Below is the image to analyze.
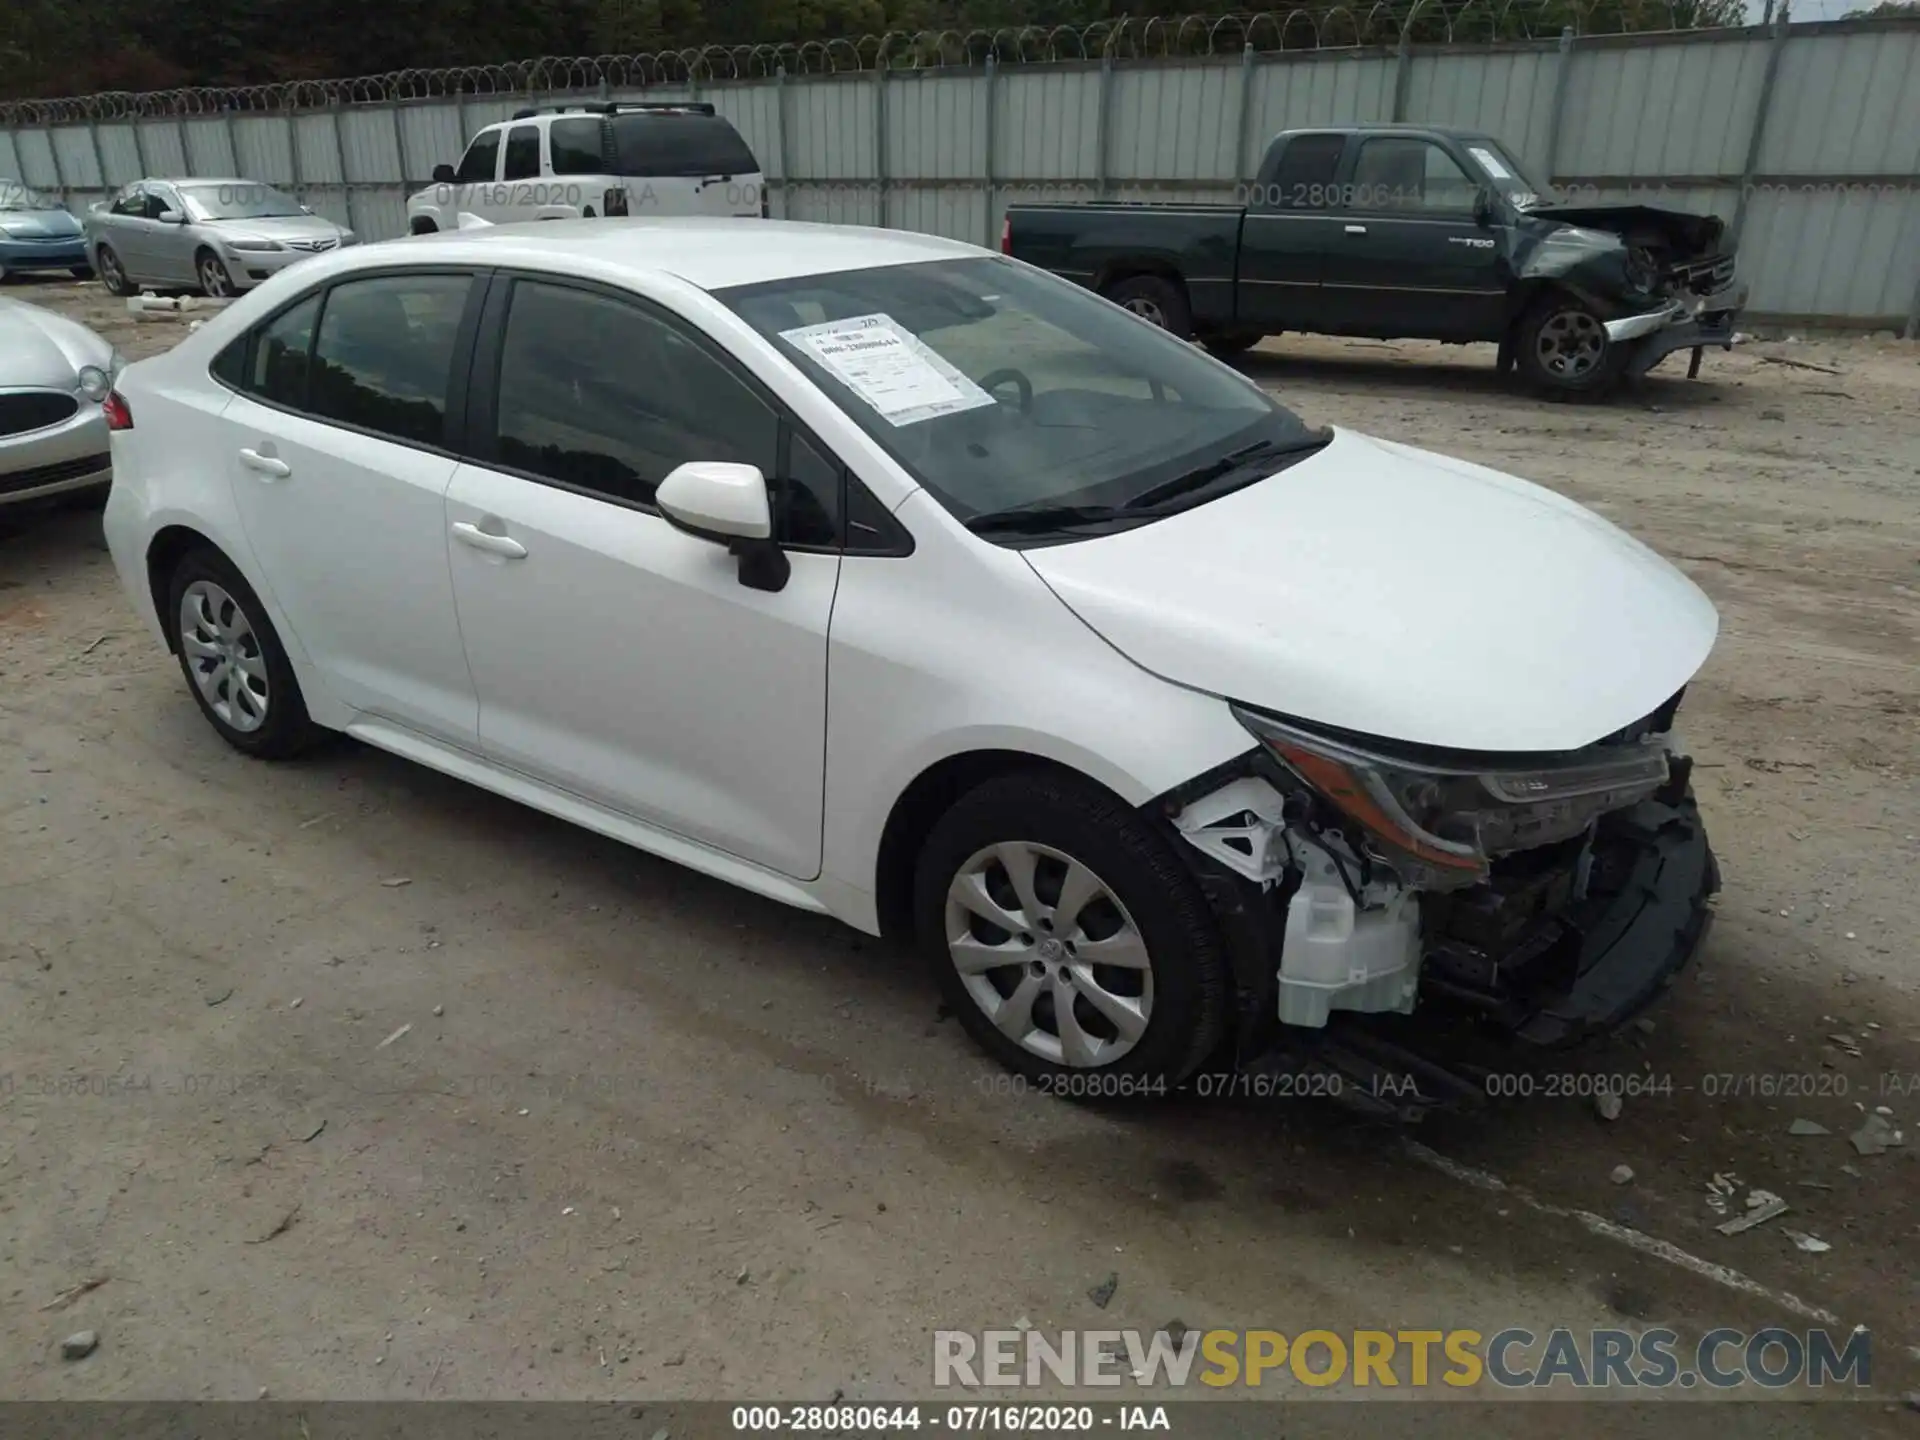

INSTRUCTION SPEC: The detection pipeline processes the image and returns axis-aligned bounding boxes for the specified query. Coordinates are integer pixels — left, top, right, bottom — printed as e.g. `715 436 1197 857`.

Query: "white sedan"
101 219 1720 1098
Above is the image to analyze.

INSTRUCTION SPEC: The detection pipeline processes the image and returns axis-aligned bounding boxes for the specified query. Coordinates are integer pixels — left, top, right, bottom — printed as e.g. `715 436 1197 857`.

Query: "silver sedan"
0 297 120 510
85 179 356 299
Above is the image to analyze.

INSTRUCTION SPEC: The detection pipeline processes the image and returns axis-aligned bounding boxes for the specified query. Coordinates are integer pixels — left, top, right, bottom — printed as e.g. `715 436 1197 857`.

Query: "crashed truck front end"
1155 691 1718 1107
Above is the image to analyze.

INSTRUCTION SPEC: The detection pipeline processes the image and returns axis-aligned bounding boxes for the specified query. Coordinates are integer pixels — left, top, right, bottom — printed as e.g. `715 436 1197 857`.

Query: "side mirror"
432 163 458 185
656 461 789 593
157 209 187 225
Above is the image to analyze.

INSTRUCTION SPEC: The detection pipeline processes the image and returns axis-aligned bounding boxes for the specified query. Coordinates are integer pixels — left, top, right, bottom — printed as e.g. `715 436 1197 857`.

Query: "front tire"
1104 274 1193 341
196 249 236 298
166 547 323 759
914 770 1228 1090
410 217 439 235
1515 294 1624 397
95 244 132 297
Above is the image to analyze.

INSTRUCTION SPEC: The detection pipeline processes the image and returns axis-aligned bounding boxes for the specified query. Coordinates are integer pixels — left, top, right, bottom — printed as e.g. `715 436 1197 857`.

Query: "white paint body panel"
1024 427 1720 753
100 219 1718 943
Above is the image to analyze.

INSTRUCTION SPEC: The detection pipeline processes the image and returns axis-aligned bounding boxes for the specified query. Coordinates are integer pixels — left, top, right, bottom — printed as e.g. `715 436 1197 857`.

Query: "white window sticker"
1468 146 1513 181
779 313 994 427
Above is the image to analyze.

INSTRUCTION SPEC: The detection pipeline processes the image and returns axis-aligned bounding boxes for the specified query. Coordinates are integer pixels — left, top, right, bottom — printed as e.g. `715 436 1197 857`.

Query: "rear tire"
1515 294 1624 398
409 217 438 235
913 770 1228 1092
165 546 325 760
95 244 132 297
1104 274 1192 341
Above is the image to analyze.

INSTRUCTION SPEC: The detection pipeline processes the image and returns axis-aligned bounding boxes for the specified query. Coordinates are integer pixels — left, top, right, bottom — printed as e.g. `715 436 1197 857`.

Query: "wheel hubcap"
1536 309 1606 379
179 580 269 732
1123 297 1168 328
944 841 1154 1068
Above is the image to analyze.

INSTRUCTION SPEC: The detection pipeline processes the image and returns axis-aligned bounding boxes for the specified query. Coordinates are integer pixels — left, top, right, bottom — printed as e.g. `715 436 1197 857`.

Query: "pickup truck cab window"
1254 132 1346 210
1349 137 1480 214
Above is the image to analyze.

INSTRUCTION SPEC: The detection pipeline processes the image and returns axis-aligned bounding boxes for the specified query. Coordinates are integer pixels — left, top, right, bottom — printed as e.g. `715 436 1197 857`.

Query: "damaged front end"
1156 694 1719 1114
1514 204 1745 380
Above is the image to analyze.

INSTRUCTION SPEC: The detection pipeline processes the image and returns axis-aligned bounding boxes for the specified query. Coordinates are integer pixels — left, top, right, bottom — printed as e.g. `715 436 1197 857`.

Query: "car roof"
379 218 985 292
1274 124 1498 140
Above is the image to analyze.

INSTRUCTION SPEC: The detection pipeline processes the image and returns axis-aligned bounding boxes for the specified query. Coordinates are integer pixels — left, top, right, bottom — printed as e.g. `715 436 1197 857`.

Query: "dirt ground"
1 274 1916 1428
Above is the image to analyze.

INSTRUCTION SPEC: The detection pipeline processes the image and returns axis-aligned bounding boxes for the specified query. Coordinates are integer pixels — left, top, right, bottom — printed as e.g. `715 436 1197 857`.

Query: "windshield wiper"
964 502 1127 536
1122 430 1330 513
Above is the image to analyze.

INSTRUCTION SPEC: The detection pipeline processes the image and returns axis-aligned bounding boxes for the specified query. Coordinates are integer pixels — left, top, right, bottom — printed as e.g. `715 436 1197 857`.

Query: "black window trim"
466 268 906 557
207 264 493 463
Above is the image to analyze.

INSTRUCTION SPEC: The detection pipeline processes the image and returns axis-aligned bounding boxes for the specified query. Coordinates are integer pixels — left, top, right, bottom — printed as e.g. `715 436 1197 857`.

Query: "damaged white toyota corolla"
101 220 1718 1107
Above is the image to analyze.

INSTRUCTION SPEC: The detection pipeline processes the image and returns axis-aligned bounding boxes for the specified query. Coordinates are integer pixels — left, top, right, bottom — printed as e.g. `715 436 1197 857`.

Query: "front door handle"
452 521 527 559
1343 224 1367 236
238 447 291 478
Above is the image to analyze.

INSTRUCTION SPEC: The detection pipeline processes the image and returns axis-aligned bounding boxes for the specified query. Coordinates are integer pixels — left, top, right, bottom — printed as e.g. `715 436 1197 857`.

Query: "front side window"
181 182 304 221
491 280 777 511
548 118 605 176
245 293 322 407
109 186 145 217
503 125 541 182
456 130 500 184
1464 138 1548 209
717 257 1316 532
1351 138 1481 213
308 274 472 448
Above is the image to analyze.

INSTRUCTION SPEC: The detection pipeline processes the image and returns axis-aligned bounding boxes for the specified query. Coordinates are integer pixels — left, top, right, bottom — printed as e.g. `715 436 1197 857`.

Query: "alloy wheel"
199 255 233 298
1122 296 1168 328
1535 308 1607 381
943 841 1154 1068
178 580 269 732
98 248 124 292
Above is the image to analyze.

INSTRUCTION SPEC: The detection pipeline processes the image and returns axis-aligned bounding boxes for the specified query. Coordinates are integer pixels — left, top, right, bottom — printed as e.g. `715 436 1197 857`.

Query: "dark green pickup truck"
1002 124 1745 396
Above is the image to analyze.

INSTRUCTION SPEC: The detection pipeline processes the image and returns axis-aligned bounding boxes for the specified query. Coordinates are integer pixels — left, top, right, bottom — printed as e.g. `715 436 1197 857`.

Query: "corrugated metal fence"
3 10 1918 331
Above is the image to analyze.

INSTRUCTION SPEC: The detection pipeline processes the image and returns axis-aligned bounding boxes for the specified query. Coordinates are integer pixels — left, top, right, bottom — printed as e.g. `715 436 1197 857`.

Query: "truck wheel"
1105 275 1192 340
410 217 438 235
1203 332 1261 359
1516 296 1624 398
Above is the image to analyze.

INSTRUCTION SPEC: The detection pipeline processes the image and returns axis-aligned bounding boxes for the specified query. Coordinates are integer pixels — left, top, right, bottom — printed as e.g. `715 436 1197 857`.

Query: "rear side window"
609 113 759 178
1261 133 1346 209
308 275 473 448
455 130 500 184
503 125 541 182
245 294 321 408
548 118 606 176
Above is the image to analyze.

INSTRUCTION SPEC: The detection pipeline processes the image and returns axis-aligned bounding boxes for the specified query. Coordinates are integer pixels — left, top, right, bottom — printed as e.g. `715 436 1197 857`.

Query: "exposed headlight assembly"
226 237 285 252
76 363 111 401
1232 705 1677 891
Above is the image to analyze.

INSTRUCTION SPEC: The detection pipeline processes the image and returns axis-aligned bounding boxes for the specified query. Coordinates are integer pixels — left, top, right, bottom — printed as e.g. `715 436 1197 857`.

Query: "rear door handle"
238 447 291 478
452 521 527 559
1343 224 1367 236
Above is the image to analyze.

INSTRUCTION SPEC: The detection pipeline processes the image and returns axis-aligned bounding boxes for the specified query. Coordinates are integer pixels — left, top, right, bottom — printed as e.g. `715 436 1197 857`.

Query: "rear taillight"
761 186 770 219
1000 215 1011 254
103 390 132 431
604 186 628 217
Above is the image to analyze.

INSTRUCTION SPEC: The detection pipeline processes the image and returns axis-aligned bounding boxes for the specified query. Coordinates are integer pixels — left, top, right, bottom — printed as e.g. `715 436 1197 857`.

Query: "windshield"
0 182 59 212
1462 139 1551 208
180 183 306 221
716 257 1316 532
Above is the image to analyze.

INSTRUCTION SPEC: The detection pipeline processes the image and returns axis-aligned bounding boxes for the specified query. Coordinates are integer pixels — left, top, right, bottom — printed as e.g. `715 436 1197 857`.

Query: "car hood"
1021 427 1719 754
1522 203 1726 259
0 206 82 238
203 215 346 243
0 296 111 386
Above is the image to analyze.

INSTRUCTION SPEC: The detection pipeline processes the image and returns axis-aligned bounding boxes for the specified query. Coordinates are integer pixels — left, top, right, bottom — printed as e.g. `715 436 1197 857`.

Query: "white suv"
407 102 764 232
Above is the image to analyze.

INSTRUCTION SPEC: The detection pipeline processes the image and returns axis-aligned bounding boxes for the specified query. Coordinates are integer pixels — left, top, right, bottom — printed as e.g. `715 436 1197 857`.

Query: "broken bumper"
1611 282 1746 378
